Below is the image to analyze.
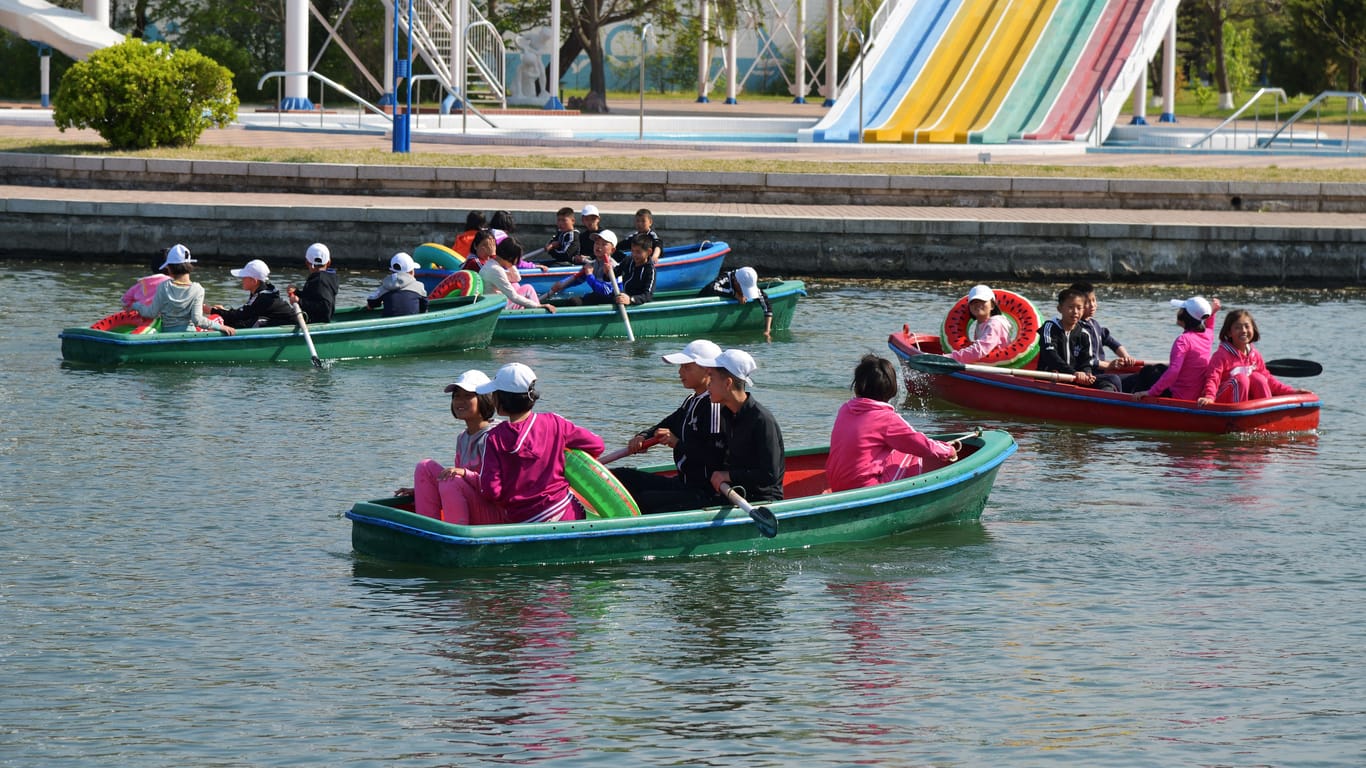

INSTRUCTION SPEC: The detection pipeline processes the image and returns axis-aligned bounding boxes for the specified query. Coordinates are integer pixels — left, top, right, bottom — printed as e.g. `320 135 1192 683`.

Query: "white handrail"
1186 87 1286 149
1258 90 1366 149
257 70 391 127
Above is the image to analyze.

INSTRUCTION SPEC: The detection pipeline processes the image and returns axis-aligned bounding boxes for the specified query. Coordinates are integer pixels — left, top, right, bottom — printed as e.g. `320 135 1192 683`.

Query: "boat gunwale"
58 294 504 347
415 240 731 283
495 279 806 321
346 431 1017 548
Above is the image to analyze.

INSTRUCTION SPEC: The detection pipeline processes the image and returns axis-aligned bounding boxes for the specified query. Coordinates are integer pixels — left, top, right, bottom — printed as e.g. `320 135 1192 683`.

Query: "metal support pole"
639 23 652 140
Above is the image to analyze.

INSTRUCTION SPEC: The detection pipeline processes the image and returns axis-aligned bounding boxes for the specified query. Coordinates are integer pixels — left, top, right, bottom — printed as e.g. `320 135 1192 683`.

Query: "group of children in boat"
124 243 339 334
948 282 1305 405
398 342 965 526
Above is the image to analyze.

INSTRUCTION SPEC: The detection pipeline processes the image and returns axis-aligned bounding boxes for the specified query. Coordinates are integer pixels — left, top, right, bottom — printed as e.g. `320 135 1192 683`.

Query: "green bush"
53 38 239 149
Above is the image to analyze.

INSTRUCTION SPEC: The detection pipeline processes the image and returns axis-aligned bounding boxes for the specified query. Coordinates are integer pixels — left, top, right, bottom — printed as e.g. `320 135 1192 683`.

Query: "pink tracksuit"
1201 342 1296 403
479 412 604 523
826 398 957 492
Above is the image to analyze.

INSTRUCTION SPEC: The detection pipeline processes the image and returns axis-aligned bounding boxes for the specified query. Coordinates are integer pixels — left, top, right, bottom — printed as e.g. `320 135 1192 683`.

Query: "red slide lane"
1023 0 1155 141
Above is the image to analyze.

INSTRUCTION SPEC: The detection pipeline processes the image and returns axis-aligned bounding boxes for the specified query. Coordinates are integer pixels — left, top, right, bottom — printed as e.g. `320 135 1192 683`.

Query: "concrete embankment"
2 151 1364 285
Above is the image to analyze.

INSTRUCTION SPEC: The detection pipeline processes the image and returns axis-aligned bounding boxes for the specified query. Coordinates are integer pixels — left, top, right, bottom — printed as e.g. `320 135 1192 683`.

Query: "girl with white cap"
948 284 1012 364
1132 295 1221 400
475 363 605 524
131 244 234 335
397 369 504 525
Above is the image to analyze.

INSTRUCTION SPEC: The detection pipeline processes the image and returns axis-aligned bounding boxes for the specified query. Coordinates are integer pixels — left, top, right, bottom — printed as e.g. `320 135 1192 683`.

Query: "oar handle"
598 436 662 465
289 300 322 367
720 482 778 538
604 260 636 342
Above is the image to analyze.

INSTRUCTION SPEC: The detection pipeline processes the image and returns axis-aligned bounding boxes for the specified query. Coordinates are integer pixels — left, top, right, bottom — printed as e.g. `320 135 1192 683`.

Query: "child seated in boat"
288 243 338 324
696 348 786 503
475 363 606 523
948 284 1012 364
1038 287 1117 390
615 208 664 265
699 266 773 338
396 370 503 525
826 354 959 492
545 230 651 306
479 236 556 313
211 259 298 329
543 206 582 265
366 252 429 317
452 210 486 257
1071 282 1135 375
1131 295 1220 400
132 244 234 335
121 252 171 310
1197 309 1303 405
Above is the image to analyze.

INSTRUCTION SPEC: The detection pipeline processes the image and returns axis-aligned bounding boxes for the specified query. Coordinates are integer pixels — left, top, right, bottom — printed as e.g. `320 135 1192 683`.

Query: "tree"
53 38 238 148
1289 0 1366 101
1182 0 1281 108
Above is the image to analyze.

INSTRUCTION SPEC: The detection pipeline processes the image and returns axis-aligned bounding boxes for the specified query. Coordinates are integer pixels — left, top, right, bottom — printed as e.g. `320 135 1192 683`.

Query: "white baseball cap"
305 243 331 266
477 362 537 394
662 339 722 365
592 229 618 248
389 252 418 273
696 348 757 386
967 284 995 304
159 243 194 269
1170 296 1212 319
444 369 491 394
231 259 270 281
581 204 600 218
733 267 761 301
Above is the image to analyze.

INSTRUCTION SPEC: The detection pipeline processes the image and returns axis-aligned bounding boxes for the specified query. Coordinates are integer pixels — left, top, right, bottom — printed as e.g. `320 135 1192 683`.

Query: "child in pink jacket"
826 355 960 493
476 363 605 523
1132 296 1219 400
1198 309 1300 405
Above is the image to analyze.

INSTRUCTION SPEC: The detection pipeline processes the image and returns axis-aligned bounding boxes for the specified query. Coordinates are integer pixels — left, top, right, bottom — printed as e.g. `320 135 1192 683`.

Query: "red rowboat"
889 328 1320 435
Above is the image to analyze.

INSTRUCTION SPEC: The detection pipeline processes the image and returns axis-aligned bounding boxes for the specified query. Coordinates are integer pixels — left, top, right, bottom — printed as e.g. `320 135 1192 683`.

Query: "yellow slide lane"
866 0 1061 144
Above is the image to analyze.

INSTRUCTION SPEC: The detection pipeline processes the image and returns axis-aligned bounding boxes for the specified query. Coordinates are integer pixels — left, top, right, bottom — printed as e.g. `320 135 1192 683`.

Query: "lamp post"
391 0 413 152
639 23 653 141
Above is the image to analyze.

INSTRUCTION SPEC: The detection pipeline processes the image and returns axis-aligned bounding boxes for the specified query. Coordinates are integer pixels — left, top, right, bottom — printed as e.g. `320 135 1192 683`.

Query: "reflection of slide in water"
0 0 123 60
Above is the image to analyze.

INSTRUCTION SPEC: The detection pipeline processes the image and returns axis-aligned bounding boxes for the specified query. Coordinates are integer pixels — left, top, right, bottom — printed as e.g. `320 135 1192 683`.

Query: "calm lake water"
2 261 1362 767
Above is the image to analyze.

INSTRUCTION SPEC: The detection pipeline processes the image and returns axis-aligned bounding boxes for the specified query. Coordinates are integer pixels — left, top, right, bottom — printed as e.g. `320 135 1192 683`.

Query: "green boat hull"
59 295 505 365
347 430 1016 567
491 279 806 341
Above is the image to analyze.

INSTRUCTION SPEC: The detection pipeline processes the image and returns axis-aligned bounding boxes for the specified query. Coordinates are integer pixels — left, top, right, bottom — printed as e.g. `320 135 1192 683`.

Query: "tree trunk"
1213 20 1233 109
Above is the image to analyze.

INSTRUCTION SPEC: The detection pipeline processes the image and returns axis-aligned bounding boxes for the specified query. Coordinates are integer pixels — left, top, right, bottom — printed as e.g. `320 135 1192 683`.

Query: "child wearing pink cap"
476 363 605 523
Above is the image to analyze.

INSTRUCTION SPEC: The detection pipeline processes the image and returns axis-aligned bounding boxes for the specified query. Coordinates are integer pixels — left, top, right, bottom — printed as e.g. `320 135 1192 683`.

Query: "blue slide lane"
808 0 964 143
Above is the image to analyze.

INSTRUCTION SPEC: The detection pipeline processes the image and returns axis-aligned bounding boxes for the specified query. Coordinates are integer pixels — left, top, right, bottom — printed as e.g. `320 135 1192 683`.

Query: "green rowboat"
346 430 1016 568
491 279 806 341
59 294 505 365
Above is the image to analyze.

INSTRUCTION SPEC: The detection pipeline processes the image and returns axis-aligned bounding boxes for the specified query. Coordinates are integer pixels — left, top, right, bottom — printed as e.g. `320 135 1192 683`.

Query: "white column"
547 0 564 108
82 0 109 26
381 1 395 105
724 25 738 104
822 0 838 106
696 0 710 102
1130 65 1147 125
791 0 807 103
40 48 51 107
283 0 312 109
1160 18 1176 122
451 0 465 111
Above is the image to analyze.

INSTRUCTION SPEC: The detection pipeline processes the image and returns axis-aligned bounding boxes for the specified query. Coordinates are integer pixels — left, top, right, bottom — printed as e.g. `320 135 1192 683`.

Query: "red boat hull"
889 330 1320 435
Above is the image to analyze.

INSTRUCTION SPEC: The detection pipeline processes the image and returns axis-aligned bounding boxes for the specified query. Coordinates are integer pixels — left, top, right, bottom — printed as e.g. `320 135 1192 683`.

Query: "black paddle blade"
1266 359 1322 378
904 354 963 375
749 506 778 538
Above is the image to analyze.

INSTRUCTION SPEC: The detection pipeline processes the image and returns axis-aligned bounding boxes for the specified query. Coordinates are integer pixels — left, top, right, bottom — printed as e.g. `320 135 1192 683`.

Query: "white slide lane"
0 0 122 60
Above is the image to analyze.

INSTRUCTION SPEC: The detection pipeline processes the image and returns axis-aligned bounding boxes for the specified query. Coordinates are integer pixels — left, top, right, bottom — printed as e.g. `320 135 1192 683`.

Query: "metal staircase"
388 0 506 108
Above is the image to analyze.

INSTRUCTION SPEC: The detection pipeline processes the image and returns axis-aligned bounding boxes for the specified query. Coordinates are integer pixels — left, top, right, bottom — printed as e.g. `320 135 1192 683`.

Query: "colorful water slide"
800 0 964 143
867 0 1066 143
1024 0 1179 142
969 0 1107 144
0 0 123 60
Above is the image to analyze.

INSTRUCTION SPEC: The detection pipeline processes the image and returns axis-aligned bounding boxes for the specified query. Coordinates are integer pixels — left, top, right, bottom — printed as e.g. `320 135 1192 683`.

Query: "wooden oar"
903 354 1076 383
1266 358 1321 378
720 482 778 538
598 436 662 465
289 301 322 368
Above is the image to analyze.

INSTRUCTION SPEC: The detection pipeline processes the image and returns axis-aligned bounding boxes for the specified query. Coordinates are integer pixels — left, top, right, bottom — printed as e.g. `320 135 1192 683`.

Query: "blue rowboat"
417 240 729 298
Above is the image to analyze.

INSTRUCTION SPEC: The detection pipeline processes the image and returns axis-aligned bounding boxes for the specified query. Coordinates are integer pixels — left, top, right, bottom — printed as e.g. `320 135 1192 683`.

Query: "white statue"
505 27 555 106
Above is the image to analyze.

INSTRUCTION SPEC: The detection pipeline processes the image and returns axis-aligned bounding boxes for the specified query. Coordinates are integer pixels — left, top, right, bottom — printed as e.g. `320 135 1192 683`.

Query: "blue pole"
391 0 411 153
